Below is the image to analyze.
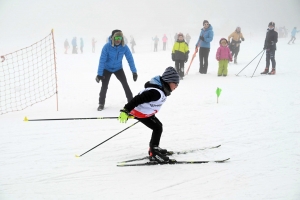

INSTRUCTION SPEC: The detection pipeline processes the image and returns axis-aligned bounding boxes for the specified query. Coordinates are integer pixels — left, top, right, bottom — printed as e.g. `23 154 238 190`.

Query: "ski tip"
75 155 80 158
24 116 29 122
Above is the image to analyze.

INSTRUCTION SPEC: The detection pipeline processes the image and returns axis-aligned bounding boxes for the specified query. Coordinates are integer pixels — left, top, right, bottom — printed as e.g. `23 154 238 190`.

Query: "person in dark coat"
261 22 278 75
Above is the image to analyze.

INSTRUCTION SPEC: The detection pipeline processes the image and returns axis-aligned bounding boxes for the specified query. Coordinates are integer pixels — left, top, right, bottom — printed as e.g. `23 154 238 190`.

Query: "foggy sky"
0 0 299 54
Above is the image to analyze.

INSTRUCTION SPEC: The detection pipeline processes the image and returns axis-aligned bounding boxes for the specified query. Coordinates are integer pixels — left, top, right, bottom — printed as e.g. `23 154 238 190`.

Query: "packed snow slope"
0 35 300 200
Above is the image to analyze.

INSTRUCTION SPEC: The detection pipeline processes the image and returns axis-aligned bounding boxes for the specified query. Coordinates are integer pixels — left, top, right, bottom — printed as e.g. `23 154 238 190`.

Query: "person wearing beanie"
195 20 214 74
96 29 138 111
228 26 245 64
216 38 232 76
288 27 300 44
261 22 278 75
118 66 180 163
171 32 189 79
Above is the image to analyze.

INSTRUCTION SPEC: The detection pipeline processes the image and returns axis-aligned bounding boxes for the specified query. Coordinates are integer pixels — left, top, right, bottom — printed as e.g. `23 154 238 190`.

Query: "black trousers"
231 46 240 58
266 49 276 69
175 60 185 77
137 115 163 147
199 47 210 74
99 69 133 105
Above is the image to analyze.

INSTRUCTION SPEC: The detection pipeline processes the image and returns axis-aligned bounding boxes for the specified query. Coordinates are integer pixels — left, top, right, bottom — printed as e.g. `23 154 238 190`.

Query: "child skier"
171 33 189 79
216 38 232 76
118 67 180 163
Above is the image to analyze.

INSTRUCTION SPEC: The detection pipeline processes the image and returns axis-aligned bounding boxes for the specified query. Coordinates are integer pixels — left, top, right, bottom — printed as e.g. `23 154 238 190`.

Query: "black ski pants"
231 46 240 58
137 115 163 147
199 47 210 74
175 60 185 78
99 68 133 105
266 49 276 69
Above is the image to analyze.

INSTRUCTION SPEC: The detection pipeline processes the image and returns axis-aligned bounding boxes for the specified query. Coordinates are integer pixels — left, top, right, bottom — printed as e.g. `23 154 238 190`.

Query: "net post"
51 29 59 111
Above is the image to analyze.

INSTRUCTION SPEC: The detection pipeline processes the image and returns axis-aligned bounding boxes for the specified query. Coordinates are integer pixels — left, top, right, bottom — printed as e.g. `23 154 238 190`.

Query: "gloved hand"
133 73 138 81
241 38 245 41
118 108 129 123
95 75 105 83
200 36 204 41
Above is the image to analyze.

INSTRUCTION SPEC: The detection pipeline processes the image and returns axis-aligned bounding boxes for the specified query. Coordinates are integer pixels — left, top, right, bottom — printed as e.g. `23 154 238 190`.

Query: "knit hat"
161 67 180 84
111 29 124 46
268 22 275 27
203 20 209 26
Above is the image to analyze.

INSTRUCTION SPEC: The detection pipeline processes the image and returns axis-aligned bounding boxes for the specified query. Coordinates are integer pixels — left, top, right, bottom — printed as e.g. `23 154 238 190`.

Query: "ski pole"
236 50 265 76
23 116 134 122
185 49 197 75
251 50 265 78
75 121 139 157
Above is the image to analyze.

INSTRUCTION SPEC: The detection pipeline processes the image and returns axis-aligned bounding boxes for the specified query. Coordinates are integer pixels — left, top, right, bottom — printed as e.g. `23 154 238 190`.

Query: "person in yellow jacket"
171 33 189 79
228 27 245 64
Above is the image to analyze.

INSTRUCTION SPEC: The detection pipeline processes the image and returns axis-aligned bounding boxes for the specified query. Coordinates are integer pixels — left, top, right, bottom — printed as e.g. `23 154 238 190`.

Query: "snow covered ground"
1 34 300 200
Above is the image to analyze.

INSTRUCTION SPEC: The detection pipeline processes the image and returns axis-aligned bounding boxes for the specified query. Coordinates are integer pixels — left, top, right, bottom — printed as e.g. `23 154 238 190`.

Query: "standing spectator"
288 27 300 44
64 39 70 54
216 38 232 77
152 35 159 52
185 33 191 45
92 38 97 53
174 33 178 43
162 34 168 51
80 38 84 54
228 26 245 64
96 30 138 111
195 20 214 74
117 67 180 163
72 37 77 54
171 33 189 79
261 22 278 75
130 35 136 53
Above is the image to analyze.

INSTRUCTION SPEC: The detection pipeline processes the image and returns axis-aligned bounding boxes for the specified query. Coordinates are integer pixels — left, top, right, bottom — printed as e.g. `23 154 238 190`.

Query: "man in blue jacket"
195 20 214 74
96 29 138 111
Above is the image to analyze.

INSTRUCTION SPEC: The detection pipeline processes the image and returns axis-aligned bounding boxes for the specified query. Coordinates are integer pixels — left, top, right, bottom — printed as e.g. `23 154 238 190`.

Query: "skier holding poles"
118 66 180 163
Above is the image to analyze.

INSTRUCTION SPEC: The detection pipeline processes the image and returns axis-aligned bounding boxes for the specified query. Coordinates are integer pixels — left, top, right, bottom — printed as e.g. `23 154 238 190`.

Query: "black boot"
97 104 104 111
149 146 169 163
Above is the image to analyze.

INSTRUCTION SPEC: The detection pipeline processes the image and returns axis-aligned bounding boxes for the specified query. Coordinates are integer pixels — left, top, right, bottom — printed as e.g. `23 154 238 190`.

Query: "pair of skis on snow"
117 145 230 167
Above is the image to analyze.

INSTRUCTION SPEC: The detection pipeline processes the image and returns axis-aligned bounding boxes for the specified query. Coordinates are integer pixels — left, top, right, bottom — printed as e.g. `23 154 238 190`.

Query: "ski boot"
97 104 104 111
149 146 170 163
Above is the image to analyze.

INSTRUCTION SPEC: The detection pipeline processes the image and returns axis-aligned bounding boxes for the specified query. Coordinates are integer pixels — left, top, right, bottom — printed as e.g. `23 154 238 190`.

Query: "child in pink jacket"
216 38 232 76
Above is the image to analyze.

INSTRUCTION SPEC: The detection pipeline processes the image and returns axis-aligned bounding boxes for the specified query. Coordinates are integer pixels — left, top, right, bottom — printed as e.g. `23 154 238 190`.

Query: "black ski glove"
200 36 204 41
133 73 138 82
241 38 245 41
95 75 105 83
